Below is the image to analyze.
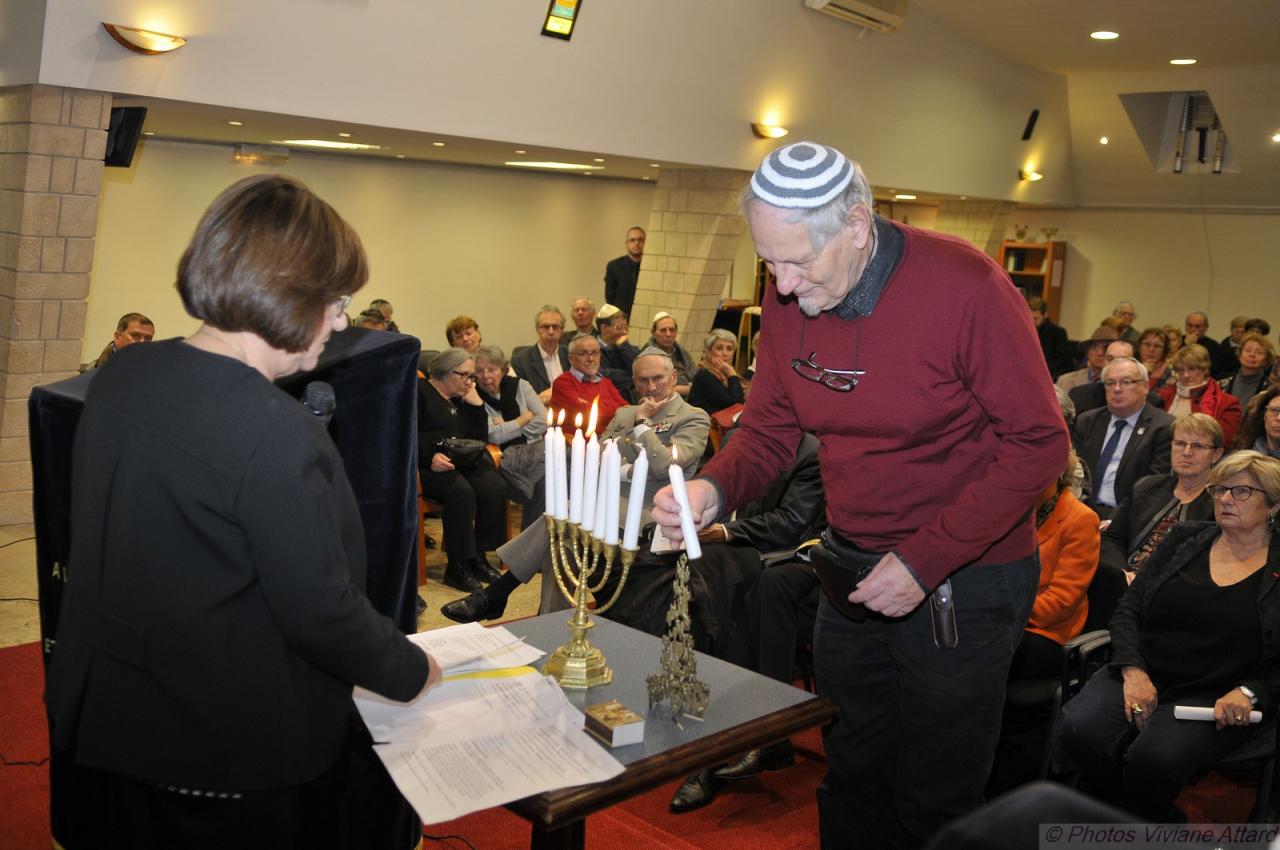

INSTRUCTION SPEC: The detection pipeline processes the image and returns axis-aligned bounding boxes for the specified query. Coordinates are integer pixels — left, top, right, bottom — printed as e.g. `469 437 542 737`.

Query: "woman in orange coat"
1160 344 1242 447
1013 447 1100 680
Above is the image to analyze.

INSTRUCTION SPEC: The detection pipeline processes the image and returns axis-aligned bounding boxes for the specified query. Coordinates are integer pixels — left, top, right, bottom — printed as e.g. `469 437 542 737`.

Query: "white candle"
580 401 600 531
622 444 648 550
543 408 556 516
569 413 585 525
554 411 569 519
605 440 621 546
591 441 611 539
667 445 702 560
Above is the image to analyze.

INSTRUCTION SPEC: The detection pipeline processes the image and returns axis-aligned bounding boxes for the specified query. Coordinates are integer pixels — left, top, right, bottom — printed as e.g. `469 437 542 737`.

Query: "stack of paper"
353 622 625 825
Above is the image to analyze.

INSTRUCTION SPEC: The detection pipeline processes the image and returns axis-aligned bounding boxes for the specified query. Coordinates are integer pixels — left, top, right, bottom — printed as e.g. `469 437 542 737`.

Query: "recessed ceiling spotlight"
1272 133 1280 143
642 176 651 181
142 130 155 136
395 154 406 159
893 194 916 201
338 132 352 138
1169 58 1197 65
432 141 446 147
227 120 243 126
593 158 605 163
515 149 527 154
1090 31 1119 40
649 163 660 168
1099 136 1109 145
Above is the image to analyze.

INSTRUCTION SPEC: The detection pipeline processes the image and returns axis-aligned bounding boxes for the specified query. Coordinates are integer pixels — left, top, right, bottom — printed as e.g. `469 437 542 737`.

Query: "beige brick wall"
0 85 109 524
631 168 750 349
932 199 1017 257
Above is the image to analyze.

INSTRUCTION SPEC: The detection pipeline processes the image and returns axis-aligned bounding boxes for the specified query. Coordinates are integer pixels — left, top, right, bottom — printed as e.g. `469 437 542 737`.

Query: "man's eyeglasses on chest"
791 352 866 392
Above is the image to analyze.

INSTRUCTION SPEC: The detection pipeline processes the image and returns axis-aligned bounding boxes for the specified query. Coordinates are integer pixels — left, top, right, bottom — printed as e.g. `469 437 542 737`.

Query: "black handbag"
442 437 487 470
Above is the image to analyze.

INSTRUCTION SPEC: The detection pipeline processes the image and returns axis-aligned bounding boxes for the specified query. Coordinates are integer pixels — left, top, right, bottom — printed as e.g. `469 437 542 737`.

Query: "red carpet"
0 642 50 850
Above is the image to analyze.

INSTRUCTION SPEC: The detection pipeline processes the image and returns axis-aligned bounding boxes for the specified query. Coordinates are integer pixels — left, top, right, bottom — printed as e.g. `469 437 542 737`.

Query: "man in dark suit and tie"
511 304 571 403
1071 356 1174 518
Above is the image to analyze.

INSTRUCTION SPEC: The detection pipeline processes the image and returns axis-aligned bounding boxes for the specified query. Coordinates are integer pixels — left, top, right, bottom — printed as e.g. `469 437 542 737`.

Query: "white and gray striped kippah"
750 141 853 209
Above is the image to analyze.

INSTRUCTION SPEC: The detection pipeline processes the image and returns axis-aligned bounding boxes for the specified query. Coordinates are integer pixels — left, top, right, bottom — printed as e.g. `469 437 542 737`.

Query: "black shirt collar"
834 215 903 320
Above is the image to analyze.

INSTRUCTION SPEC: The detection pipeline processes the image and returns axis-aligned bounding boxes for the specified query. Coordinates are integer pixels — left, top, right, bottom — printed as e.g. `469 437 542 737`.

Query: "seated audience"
1226 315 1250 359
1236 385 1280 458
1182 311 1234 379
665 434 825 813
1056 326 1118 392
444 314 482 353
369 298 399 332
511 305 570 403
1160 344 1241 447
550 334 627 434
1162 324 1183 360
1067 340 1162 416
689 328 746 415
1060 451 1280 821
1136 326 1174 391
1102 413 1222 583
1112 301 1140 343
418 348 508 593
1220 332 1275 410
1072 357 1174 518
646 311 695 396
356 307 387 330
1053 386 1085 499
597 303 639 401
90 312 154 369
474 344 547 528
1029 296 1075 379
1245 317 1272 338
440 349 709 623
569 297 597 339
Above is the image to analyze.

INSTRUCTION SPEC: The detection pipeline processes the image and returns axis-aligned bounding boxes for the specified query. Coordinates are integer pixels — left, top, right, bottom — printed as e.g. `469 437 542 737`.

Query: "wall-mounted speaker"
104 106 148 168
1021 109 1040 141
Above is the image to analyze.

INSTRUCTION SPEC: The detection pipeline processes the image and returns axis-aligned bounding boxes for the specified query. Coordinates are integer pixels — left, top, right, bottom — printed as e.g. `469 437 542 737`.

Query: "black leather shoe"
669 768 722 814
442 562 485 594
440 591 508 624
474 555 503 583
712 741 796 781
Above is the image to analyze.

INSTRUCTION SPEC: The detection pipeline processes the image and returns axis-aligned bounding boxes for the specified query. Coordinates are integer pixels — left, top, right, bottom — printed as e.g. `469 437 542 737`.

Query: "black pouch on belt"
809 530 881 622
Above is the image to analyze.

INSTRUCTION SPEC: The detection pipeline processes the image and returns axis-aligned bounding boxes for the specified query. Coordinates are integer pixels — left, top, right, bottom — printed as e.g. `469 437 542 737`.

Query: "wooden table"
500 612 837 850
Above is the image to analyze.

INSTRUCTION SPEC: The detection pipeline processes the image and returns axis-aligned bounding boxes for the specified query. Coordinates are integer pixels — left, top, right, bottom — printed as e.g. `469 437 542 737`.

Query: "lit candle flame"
587 398 599 436
546 407 554 426
557 409 566 426
671 445 678 462
574 412 583 430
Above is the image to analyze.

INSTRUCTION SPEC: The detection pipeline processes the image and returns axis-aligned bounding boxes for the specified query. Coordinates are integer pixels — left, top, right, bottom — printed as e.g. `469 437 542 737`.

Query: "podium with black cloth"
28 328 425 850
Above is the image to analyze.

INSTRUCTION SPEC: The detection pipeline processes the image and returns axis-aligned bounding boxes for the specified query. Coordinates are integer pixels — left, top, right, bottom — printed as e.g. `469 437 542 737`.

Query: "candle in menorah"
542 400 641 689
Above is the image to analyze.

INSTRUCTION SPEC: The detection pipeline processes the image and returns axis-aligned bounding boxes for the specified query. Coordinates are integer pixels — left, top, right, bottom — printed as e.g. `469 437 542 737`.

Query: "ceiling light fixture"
1099 136 1109 145
649 163 660 168
395 154 406 159
593 157 605 163
515 149 528 154
893 193 916 201
102 23 187 54
1018 169 1044 182
504 161 604 171
338 132 352 138
751 123 789 139
1272 133 1280 143
1169 58 1197 65
1089 30 1119 40
273 139 383 151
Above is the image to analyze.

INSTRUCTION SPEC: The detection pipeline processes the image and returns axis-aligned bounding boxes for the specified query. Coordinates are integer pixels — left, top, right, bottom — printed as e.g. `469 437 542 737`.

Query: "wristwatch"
1239 685 1258 706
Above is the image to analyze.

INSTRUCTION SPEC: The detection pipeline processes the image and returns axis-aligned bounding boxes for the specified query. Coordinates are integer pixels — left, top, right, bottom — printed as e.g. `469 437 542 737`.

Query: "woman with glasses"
1061 450 1280 820
420 347 509 592
1136 326 1174 391
1100 413 1223 584
1236 385 1280 459
46 175 438 849
1159 343 1241 446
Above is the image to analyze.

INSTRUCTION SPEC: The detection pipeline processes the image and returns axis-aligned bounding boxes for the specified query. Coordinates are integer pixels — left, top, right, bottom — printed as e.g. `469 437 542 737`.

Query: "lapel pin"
1136 427 1146 436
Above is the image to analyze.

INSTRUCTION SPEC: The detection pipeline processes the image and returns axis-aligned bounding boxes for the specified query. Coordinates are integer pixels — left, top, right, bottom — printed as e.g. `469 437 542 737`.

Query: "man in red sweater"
652 141 1067 849
550 334 627 435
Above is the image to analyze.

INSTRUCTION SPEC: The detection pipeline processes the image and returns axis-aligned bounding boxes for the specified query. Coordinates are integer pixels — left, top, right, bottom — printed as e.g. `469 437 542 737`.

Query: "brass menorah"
542 515 637 688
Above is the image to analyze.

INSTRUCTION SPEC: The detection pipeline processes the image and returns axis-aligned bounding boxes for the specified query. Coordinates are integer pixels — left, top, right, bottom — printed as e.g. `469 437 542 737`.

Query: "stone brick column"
632 168 750 349
932 199 1017 256
0 85 109 524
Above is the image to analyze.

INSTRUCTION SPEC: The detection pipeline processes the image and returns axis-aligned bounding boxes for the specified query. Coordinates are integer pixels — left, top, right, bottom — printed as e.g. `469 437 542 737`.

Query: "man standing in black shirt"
604 226 645 317
1029 296 1074 379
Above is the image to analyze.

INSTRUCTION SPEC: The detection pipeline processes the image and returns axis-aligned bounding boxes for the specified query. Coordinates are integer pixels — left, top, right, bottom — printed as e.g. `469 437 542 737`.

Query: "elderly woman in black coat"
1061 450 1280 820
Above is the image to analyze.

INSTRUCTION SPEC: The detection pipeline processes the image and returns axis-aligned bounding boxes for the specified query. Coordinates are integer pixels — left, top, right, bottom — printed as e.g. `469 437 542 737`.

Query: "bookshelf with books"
997 240 1067 323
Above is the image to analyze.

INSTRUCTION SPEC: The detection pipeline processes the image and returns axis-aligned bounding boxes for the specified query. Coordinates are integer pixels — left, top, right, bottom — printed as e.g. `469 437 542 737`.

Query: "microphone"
301 381 336 427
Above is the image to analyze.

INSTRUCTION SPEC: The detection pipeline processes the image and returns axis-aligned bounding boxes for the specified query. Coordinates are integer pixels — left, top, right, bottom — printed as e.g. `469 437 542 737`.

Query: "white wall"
0 0 47 86
1002 208 1280 340
38 0 1074 205
88 140 653 360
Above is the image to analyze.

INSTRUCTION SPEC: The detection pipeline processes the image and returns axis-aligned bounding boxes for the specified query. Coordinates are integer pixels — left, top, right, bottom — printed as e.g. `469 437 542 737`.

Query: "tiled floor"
0 516 542 650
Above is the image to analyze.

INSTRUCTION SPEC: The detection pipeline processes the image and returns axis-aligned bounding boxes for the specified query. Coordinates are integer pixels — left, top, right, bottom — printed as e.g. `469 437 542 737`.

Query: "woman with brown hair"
1160 343 1242 446
1136 326 1173 391
1220 332 1276 410
46 175 438 849
1236 384 1280 458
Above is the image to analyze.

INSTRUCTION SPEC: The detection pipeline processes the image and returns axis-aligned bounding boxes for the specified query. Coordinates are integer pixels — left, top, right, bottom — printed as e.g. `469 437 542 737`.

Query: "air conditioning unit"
804 0 907 33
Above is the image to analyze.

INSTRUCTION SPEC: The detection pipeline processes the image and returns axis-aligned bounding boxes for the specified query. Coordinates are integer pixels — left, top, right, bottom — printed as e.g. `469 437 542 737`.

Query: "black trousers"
422 463 507 560
1059 668 1259 819
814 555 1038 850
729 560 821 684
